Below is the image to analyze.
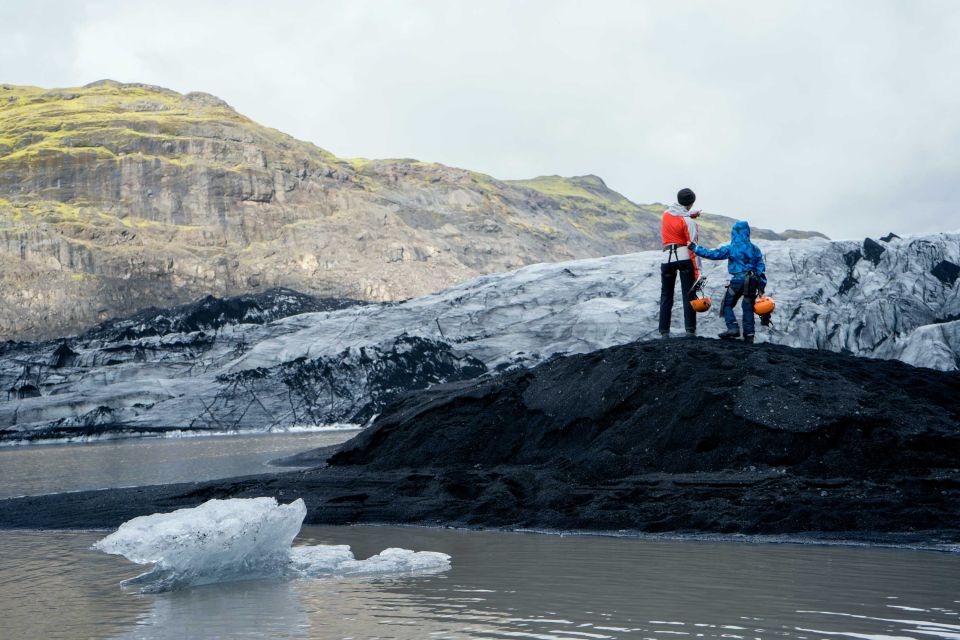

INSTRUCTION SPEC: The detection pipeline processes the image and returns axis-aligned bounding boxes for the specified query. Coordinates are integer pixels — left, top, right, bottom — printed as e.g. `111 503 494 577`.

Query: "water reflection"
0 530 148 639
0 430 357 499
114 580 310 640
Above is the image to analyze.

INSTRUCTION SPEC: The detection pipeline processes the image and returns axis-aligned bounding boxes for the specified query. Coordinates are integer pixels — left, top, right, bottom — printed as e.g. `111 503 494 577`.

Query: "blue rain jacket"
692 221 766 277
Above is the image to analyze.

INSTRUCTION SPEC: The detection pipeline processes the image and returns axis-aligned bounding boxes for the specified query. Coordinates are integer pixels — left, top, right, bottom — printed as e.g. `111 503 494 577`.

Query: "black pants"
658 259 697 334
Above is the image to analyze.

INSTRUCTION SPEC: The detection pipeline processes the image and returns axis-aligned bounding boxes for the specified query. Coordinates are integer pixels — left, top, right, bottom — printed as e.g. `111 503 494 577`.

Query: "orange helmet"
690 297 712 313
754 296 776 315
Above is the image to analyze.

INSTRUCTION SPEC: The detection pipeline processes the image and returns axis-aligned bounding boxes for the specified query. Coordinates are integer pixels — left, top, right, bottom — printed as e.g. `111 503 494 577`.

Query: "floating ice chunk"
94 497 304 592
285 543 356 575
287 545 452 578
94 498 450 593
95 496 305 566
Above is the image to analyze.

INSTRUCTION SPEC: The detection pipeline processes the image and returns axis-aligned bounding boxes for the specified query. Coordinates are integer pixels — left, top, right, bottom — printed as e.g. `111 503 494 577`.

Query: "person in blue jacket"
688 220 766 343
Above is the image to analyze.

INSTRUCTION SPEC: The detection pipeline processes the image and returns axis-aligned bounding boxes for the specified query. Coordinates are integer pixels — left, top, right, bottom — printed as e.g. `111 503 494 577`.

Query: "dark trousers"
658 259 697 334
722 277 758 336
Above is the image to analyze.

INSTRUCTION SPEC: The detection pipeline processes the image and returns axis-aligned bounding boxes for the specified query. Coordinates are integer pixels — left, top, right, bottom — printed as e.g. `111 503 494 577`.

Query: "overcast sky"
2 0 959 239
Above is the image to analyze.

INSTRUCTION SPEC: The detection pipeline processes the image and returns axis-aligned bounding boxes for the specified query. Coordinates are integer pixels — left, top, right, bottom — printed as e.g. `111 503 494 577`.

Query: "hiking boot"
659 331 670 339
742 334 755 344
684 329 696 338
717 328 740 340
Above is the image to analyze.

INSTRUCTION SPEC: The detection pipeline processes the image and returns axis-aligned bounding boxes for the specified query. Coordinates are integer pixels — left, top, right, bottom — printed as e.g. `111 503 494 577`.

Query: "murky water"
0 434 957 639
0 525 957 640
0 430 357 499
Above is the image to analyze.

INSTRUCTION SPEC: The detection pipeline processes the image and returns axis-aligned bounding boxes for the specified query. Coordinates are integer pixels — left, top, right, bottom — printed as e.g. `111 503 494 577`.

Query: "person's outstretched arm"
691 243 730 260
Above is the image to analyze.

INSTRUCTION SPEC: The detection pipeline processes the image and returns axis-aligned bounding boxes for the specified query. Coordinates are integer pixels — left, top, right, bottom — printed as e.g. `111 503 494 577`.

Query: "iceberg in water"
93 497 450 593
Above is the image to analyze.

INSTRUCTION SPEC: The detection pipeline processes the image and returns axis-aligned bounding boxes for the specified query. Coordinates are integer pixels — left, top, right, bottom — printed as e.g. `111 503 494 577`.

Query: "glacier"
93 497 451 593
1 231 958 443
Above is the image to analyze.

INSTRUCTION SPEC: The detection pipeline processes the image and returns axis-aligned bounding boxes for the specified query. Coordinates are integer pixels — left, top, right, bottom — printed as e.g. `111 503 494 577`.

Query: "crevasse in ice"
93 497 451 593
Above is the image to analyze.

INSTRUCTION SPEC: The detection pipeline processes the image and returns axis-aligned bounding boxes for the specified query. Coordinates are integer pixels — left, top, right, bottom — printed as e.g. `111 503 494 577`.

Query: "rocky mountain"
1 231 956 444
0 80 823 340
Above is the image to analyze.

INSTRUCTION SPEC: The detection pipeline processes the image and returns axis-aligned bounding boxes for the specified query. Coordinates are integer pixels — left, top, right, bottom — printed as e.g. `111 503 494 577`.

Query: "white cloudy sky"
2 0 959 239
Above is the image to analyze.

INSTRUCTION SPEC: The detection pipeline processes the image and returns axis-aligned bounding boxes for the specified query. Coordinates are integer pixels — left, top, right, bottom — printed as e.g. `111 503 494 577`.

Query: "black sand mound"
330 340 958 478
2 339 958 543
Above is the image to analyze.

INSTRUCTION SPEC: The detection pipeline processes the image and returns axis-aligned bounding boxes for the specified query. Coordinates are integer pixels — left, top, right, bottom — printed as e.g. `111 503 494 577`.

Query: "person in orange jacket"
658 188 702 337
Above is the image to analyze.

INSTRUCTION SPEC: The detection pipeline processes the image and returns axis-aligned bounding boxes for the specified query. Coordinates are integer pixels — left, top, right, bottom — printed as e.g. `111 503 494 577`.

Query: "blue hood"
731 220 751 243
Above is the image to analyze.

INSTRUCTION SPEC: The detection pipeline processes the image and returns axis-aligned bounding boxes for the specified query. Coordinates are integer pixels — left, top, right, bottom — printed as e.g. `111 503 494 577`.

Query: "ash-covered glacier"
94 497 450 593
1 232 957 443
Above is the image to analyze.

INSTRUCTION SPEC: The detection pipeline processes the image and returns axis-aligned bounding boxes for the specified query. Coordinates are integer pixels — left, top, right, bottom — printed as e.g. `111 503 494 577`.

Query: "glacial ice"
93 497 451 593
3 232 959 442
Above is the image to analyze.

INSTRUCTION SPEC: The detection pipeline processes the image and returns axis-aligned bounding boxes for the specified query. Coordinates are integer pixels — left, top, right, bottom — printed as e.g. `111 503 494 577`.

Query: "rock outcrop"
0 232 956 444
0 81 822 339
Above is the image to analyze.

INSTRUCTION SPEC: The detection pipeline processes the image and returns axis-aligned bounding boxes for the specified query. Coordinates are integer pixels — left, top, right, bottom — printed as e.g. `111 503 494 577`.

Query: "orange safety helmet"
754 295 776 315
690 296 712 313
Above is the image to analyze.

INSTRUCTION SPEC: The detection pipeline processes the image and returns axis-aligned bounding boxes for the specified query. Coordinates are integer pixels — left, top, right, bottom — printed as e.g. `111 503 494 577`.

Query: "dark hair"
677 188 696 207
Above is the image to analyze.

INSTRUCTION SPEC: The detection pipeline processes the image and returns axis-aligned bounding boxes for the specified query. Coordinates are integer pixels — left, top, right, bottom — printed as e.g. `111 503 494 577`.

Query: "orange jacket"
661 211 693 247
660 211 700 279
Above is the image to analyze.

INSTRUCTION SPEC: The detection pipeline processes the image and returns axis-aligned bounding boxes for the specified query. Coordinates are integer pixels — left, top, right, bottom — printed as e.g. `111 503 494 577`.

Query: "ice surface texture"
93 497 450 593
3 232 959 442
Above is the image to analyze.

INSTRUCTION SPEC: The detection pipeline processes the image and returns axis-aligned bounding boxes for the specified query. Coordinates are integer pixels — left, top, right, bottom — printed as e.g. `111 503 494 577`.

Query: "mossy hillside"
0 81 827 338
0 81 349 225
780 228 829 240
505 176 830 245
0 81 335 164
345 164 653 249
509 177 780 247
247 155 786 252
0 81 818 245
507 174 633 208
0 198 228 279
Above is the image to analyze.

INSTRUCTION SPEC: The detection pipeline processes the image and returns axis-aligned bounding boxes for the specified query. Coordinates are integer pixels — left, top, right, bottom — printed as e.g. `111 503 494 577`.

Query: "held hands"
687 242 697 251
